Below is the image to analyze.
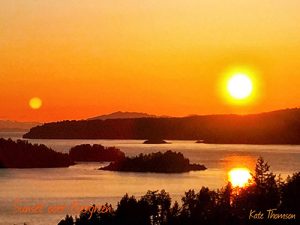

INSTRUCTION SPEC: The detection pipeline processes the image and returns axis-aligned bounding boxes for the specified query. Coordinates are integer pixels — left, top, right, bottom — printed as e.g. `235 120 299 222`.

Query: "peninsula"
0 138 73 168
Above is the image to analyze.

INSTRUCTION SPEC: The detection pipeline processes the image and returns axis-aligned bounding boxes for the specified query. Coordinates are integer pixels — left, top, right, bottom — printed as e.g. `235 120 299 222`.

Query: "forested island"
23 108 300 144
0 139 126 168
69 144 125 162
0 138 73 168
100 150 206 173
0 139 203 172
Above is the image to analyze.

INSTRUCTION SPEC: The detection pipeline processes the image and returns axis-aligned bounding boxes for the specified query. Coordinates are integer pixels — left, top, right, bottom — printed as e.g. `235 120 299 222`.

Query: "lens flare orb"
29 97 42 110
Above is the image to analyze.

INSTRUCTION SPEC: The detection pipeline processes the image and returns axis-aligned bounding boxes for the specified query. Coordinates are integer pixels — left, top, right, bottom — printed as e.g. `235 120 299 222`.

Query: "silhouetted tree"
253 157 280 209
115 194 145 225
181 187 218 225
168 201 181 225
280 172 300 212
58 215 74 225
215 183 239 225
140 190 172 225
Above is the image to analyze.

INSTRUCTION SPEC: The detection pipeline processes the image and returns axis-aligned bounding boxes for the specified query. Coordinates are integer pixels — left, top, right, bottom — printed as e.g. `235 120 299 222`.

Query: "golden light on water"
227 74 253 100
29 97 42 110
228 168 252 187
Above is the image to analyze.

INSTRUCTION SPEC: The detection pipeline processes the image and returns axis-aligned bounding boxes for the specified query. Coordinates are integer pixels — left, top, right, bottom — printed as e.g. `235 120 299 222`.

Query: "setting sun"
29 97 42 110
228 168 252 187
227 74 253 100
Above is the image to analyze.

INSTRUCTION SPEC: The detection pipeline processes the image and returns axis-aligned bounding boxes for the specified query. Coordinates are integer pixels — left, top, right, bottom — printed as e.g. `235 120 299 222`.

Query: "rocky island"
100 150 206 173
143 139 169 144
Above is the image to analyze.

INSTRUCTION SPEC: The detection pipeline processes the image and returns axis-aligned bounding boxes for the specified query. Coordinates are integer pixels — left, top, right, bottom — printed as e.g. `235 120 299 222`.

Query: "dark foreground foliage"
100 150 206 173
69 144 125 162
0 138 74 168
59 157 299 225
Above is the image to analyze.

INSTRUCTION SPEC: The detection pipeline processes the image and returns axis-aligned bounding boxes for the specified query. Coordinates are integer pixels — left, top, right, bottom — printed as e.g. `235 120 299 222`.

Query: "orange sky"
1 0 300 122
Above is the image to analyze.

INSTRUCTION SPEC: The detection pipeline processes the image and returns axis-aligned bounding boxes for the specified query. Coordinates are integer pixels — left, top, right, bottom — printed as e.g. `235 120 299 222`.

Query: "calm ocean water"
0 132 299 225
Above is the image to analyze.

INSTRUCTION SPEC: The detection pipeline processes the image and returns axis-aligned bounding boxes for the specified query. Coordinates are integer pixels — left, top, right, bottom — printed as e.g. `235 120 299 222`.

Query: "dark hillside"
23 108 300 144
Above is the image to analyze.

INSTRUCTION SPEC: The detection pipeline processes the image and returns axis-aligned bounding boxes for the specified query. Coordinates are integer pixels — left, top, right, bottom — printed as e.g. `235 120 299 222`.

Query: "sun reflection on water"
228 167 252 187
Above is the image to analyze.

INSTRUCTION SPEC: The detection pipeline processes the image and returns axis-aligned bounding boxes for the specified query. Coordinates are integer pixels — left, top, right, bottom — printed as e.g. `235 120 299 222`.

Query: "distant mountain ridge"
88 111 157 120
0 120 41 132
23 108 300 144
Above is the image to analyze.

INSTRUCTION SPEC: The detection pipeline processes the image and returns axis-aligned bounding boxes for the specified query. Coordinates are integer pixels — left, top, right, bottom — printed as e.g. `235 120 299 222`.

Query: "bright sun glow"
228 168 252 187
29 97 42 110
227 74 253 100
